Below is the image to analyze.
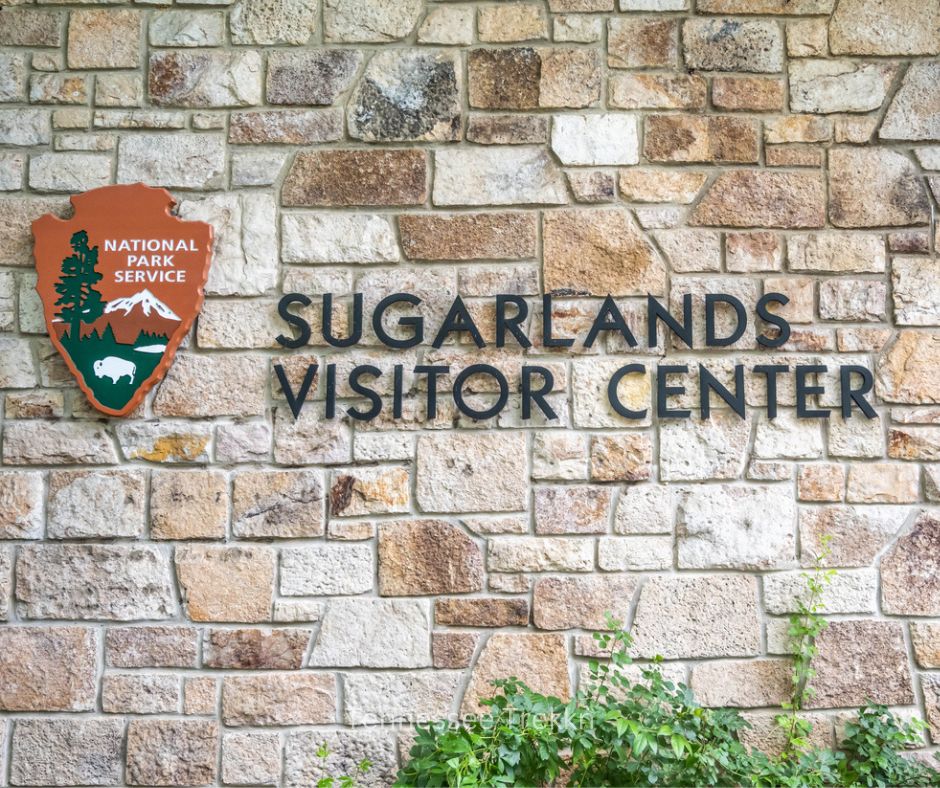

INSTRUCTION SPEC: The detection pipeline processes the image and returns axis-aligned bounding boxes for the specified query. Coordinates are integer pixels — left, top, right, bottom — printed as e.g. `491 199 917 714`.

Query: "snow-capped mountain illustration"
104 289 181 321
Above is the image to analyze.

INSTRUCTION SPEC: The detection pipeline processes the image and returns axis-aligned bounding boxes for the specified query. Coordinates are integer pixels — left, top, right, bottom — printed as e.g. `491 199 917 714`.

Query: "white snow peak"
104 289 180 321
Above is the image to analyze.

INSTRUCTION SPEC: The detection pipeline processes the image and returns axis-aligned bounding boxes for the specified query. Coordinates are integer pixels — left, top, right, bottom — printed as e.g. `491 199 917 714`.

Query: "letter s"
276 293 312 349
757 292 791 348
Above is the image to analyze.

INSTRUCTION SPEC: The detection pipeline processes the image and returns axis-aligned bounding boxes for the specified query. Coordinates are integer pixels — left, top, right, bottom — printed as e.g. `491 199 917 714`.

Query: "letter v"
274 363 318 418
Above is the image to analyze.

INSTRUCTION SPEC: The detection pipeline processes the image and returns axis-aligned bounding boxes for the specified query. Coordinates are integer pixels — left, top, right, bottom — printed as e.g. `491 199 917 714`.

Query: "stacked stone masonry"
0 0 939 783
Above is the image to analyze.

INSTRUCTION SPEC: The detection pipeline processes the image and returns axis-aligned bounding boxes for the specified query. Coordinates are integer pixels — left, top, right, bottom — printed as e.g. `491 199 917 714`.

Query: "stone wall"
1 0 940 784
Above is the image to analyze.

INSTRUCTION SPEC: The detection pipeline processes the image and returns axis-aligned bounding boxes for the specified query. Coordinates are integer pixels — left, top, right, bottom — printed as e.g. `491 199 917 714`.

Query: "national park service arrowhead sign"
33 184 213 417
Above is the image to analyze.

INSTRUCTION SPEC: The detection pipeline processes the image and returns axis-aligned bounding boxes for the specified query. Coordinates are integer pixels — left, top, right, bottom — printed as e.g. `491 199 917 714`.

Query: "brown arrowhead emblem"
32 183 213 417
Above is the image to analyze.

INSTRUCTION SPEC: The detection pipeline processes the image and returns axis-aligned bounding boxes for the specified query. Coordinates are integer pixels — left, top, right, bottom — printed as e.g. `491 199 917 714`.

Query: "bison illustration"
93 356 135 384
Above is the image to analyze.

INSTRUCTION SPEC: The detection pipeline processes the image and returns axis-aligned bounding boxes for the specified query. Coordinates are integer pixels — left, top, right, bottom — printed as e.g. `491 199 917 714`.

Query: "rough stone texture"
677 485 797 569
102 673 180 714
151 470 228 540
0 471 44 539
881 62 940 141
285 730 398 788
434 146 566 206
149 51 262 108
232 470 324 538
829 0 940 56
400 212 537 261
283 149 427 207
378 519 483 595
0 627 97 711
117 133 225 190
543 208 666 296
222 674 335 726
222 732 282 786
912 623 940 669
16 545 175 620
230 0 318 44
881 512 940 615
829 148 930 228
126 720 218 786
533 576 636 629
462 633 571 714
632 575 761 659
789 60 896 113
807 621 914 708
204 628 311 670
660 414 751 481
877 331 940 404
175 545 275 623
280 544 373 595
106 627 198 669
349 50 460 142
692 170 825 228
47 470 144 539
343 671 461 724
68 10 141 69
309 598 431 667
416 432 527 513
10 719 123 787
534 485 613 534
435 597 529 627
683 19 784 72
692 659 791 708
324 0 422 42
268 50 361 105
282 212 399 263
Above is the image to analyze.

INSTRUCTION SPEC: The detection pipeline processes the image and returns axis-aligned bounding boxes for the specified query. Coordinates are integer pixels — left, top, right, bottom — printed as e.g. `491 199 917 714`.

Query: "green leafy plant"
396 607 940 787
315 743 372 788
777 533 837 758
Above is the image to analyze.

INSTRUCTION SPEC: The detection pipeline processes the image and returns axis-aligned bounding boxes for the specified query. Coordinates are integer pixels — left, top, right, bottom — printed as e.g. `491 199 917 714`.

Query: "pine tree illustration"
54 230 104 344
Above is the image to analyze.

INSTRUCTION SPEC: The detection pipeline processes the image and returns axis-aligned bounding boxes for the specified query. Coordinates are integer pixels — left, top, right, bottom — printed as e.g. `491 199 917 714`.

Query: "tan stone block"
400 212 537 261
203 628 311 670
0 471 44 539
535 485 612 534
228 109 343 145
222 674 336 726
182 677 216 716
829 148 929 228
102 673 179 714
643 115 760 163
691 170 825 228
877 331 940 404
16 544 175 620
117 422 212 464
107 626 198 668
786 18 828 56
609 73 706 110
619 169 707 203
468 48 540 110
266 50 360 104
533 576 636 630
692 659 791 707
912 623 940 669
807 621 913 708
68 10 141 69
543 208 666 296
726 231 783 272
589 433 652 482
598 536 672 571
176 545 275 623
330 466 409 517
0 627 97 711
231 0 318 44
829 0 939 55
433 632 478 668
767 118 831 147
882 512 940 615
232 469 324 538
150 470 227 540
344 671 461 725
283 149 426 207
2 421 117 465
632 575 761 659
461 633 570 714
764 276 814 324
478 4 547 42
378 519 483 596
465 114 548 144
608 17 677 69
888 426 940 460
684 18 783 72
538 47 601 108
798 464 845 502
416 432 527 513
4 391 64 419
435 598 529 627
126 720 218 786
0 9 63 47
799 505 907 567
222 732 281 785
846 462 919 503
487 537 595 573
153 354 266 418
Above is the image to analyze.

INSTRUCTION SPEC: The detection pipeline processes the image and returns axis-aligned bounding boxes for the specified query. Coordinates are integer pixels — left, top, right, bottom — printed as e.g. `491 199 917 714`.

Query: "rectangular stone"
10 719 123 787
400 212 537 261
232 469 325 538
152 354 266 417
222 674 336 726
175 545 275 623
433 147 567 206
102 673 180 714
0 471 44 539
117 133 225 189
282 213 399 263
487 537 595 572
228 109 343 144
435 597 529 627
48 469 145 539
204 628 311 670
645 115 759 163
534 485 612 534
16 544 176 620
0 627 97 711
149 50 262 107
68 10 141 68
609 73 706 110
343 671 461 725
106 626 198 668
280 544 374 596
126 720 218 786
283 149 427 207
0 9 63 46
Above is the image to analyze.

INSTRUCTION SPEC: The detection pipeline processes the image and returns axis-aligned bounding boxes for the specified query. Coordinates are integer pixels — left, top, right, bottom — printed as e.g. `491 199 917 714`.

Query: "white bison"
93 356 135 384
